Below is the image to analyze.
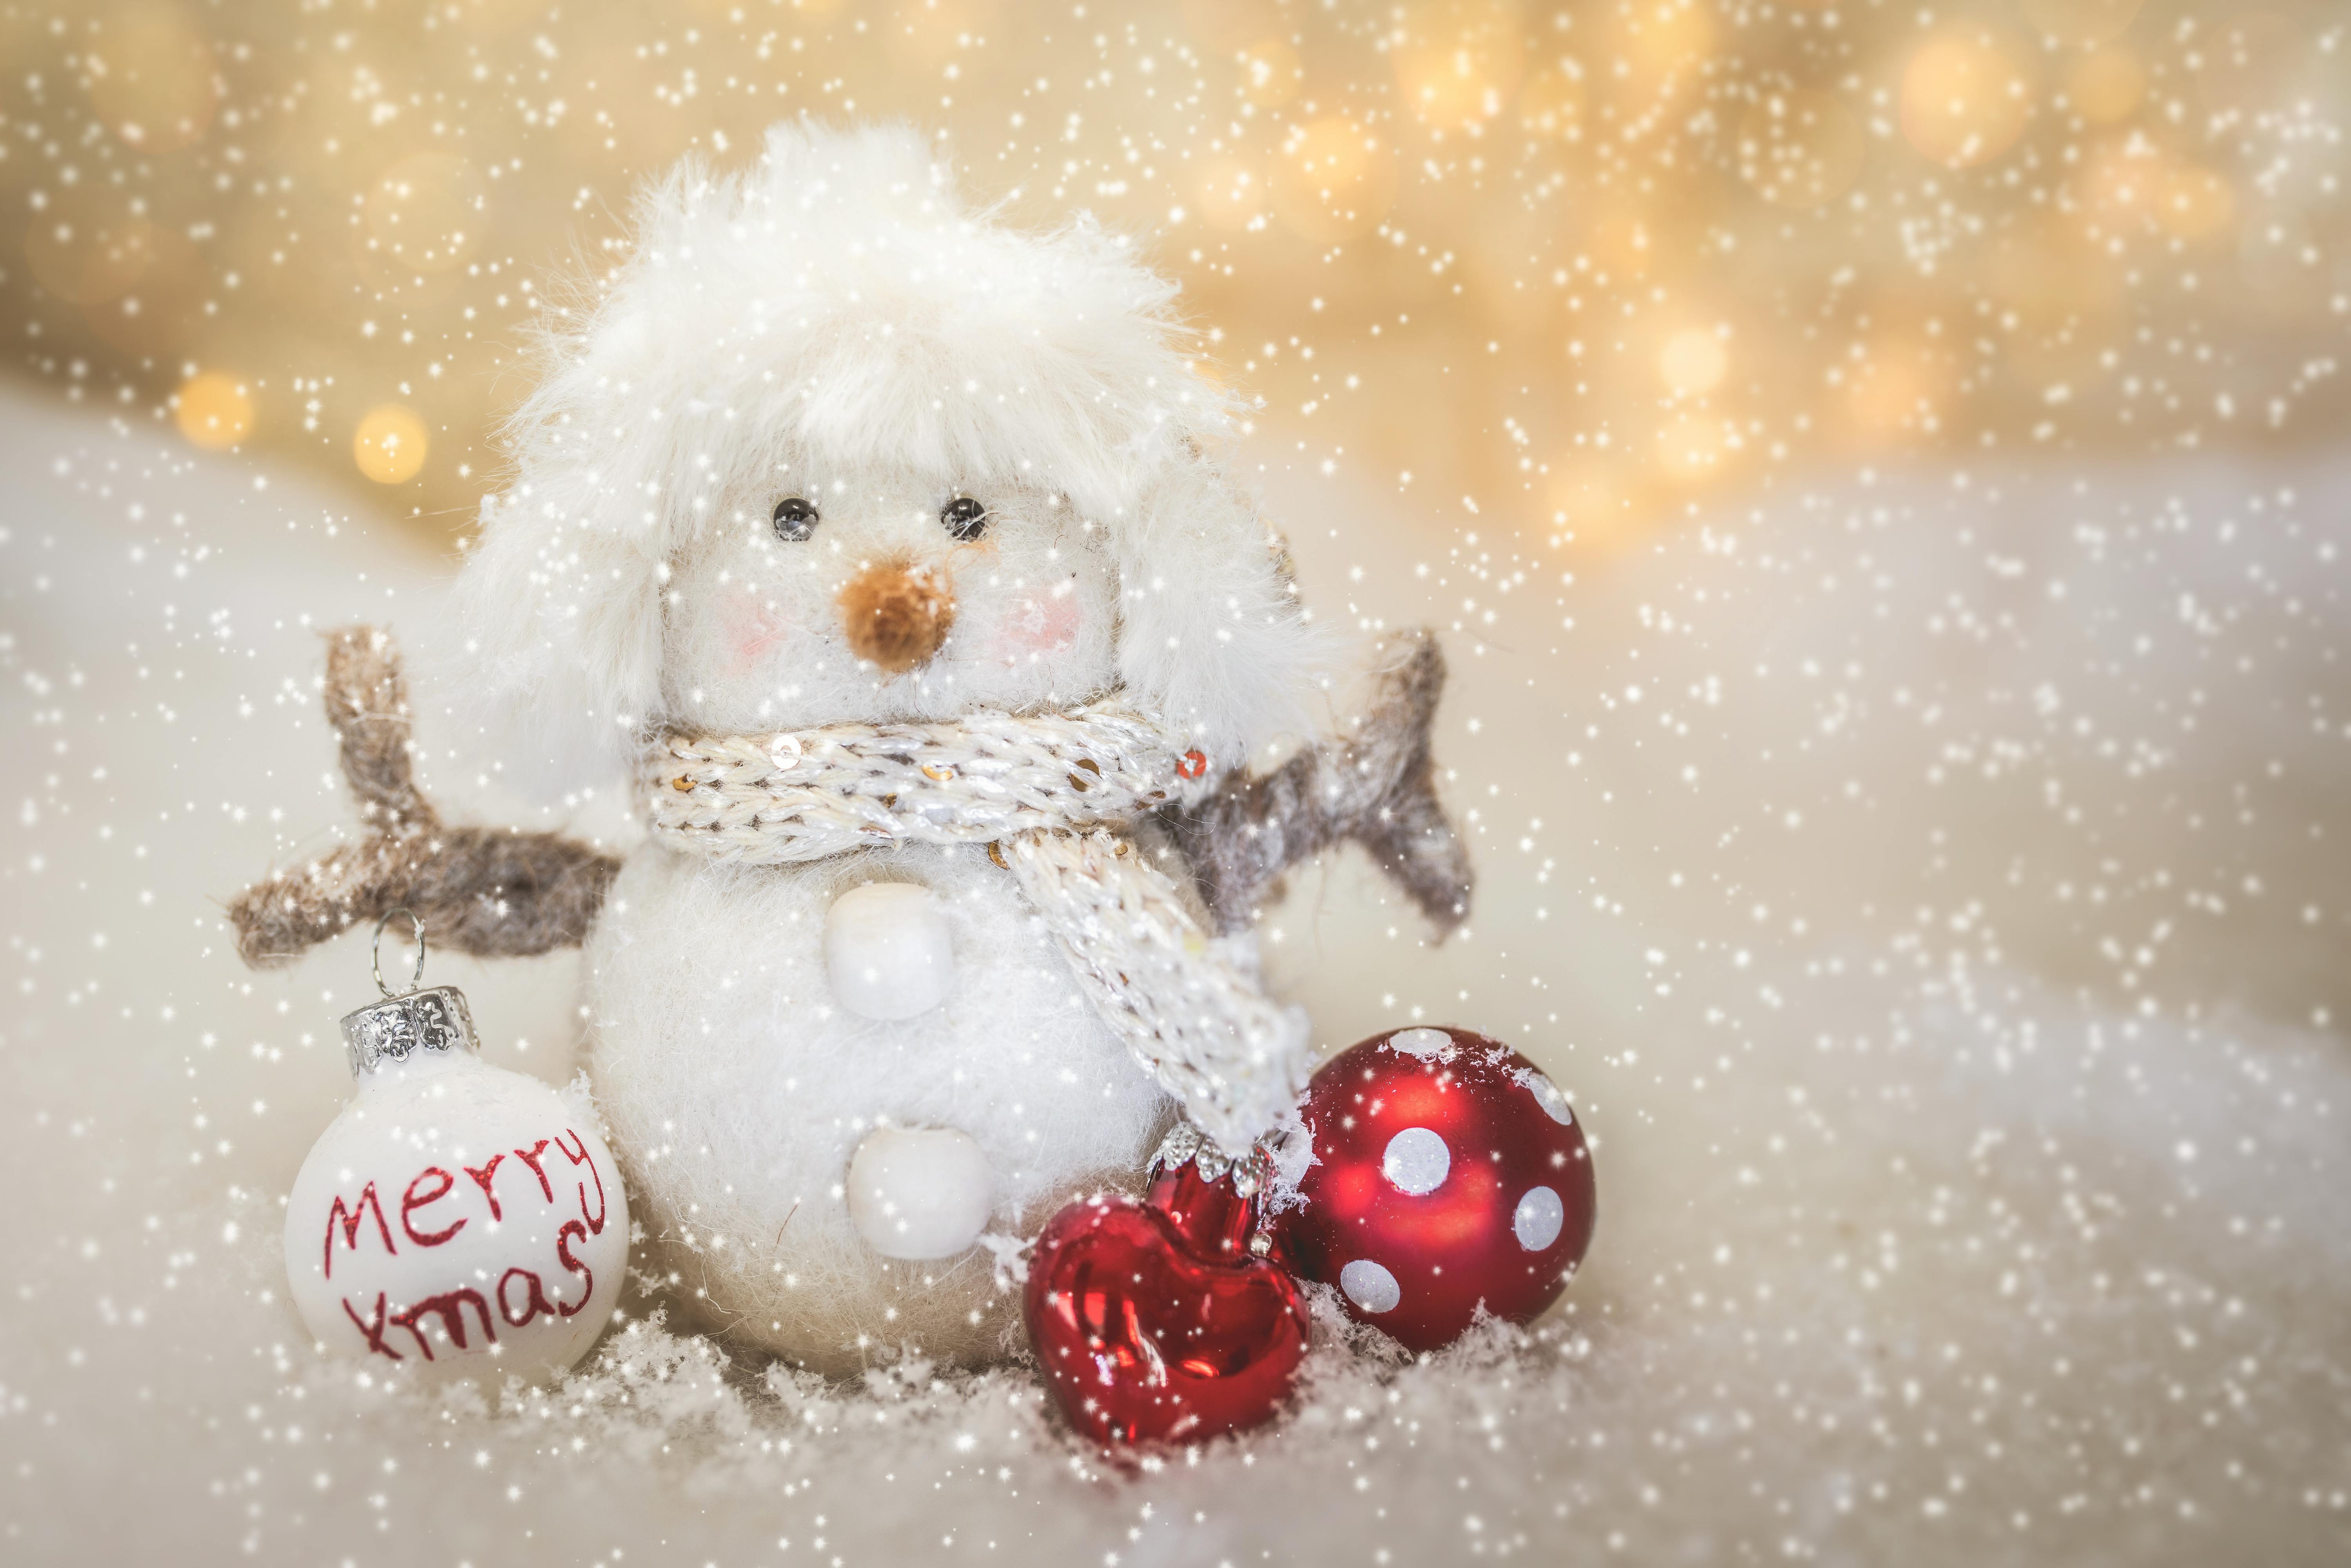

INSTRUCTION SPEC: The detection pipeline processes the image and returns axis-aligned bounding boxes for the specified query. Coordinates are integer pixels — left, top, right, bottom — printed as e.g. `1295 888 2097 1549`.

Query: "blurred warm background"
8 0 2344 551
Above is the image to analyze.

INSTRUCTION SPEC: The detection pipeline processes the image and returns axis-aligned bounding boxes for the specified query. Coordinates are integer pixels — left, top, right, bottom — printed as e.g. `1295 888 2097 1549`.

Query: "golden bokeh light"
1738 90 1868 210
87 227 206 357
1587 207 1658 281
882 0 999 67
20 199 209 357
444 0 547 35
2075 137 2170 227
1193 156 1269 232
364 155 491 276
1901 26 2033 169
1276 117 1395 244
85 3 218 152
1608 0 1716 102
1655 413 1732 484
1658 328 1729 398
1543 457 1643 551
354 404 430 485
1391 1 1525 132
1841 330 1958 439
23 204 155 307
1518 65 1585 142
2159 165 2237 244
1179 0 1269 52
2019 0 2145 47
174 371 254 450
2065 47 2146 126
0 0 2335 567
1236 39 1301 109
1985 219 2126 390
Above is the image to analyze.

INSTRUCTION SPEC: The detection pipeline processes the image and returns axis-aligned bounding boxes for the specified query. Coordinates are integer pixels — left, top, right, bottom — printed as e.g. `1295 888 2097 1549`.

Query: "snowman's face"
657 461 1122 735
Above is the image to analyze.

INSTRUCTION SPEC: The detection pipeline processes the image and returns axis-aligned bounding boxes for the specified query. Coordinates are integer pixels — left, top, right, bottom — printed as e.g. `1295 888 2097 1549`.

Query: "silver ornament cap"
337 908 480 1079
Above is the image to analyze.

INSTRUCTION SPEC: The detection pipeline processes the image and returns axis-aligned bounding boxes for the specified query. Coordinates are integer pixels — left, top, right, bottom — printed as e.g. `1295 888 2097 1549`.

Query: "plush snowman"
234 122 1468 1375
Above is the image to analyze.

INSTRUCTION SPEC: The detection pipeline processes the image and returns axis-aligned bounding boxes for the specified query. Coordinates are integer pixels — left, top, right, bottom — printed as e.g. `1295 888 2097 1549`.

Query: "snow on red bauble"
1025 1138 1309 1448
1275 1026 1596 1351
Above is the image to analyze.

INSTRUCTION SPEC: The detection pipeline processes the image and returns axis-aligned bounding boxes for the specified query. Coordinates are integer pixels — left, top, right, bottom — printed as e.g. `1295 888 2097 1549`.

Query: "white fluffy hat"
455 119 1306 770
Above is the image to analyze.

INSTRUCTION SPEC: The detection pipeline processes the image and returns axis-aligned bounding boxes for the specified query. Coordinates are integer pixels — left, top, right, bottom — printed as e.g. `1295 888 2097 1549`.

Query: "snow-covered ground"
4 380 2347 1564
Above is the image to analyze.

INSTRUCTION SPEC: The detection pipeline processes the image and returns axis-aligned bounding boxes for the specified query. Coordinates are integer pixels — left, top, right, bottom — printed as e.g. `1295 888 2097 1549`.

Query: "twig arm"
226 627 620 970
1163 629 1473 937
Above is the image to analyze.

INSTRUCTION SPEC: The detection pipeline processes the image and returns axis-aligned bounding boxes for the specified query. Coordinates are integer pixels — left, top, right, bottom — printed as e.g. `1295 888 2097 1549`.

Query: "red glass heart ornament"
1025 1148 1309 1448
1275 1026 1596 1351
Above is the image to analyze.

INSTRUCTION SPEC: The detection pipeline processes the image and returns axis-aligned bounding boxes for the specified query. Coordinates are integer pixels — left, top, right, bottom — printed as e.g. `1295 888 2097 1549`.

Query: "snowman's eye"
772 497 819 542
940 495 988 542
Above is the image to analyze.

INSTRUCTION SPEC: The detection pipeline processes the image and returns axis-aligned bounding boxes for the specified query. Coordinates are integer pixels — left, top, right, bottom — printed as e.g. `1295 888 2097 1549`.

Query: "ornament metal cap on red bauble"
1025 1137 1309 1449
1274 1026 1596 1351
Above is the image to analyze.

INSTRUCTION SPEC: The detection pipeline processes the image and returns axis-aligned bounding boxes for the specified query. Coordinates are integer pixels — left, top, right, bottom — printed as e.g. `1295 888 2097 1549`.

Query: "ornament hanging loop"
372 906 427 998
343 910 475 1077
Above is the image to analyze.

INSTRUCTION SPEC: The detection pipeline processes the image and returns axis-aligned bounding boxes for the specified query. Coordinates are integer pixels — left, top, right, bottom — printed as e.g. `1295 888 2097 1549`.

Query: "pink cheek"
726 598 794 675
997 594 1083 663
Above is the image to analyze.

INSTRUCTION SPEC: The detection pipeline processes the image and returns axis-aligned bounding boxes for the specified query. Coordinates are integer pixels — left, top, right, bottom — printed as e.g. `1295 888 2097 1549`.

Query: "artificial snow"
3 383 2348 1561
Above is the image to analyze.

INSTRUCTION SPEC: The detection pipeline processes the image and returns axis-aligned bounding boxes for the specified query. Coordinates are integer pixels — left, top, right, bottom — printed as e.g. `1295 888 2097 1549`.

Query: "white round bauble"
824 881 955 1021
846 1124 995 1260
284 986 629 1383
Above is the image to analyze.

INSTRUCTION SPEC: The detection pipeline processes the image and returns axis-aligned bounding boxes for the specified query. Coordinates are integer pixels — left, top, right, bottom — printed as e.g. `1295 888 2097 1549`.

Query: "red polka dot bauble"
1274 1026 1596 1351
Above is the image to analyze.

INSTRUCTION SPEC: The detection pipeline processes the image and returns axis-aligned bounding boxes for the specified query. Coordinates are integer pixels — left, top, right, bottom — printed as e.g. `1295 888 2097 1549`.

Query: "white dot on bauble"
1339 1258 1401 1314
1525 1072 1575 1125
1382 1126 1451 1195
1514 1185 1565 1251
1388 1026 1454 1060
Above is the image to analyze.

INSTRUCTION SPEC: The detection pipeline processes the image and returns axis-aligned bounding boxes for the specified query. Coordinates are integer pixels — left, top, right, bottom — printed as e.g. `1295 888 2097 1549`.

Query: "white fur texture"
448 123 1325 1367
453 120 1311 775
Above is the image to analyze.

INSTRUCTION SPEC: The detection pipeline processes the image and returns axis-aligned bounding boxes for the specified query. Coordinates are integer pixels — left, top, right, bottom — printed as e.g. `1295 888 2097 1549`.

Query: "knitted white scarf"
642 703 1308 1155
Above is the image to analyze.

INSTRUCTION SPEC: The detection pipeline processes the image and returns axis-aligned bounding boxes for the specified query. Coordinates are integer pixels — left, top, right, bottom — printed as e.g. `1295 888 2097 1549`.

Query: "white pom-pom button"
846 1126 994 1260
1381 1126 1451 1195
825 881 954 1021
1513 1186 1565 1251
1339 1258 1401 1314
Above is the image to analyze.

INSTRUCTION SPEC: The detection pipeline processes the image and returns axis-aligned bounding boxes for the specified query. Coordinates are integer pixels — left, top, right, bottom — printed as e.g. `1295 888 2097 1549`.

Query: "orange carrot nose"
838 560 955 674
